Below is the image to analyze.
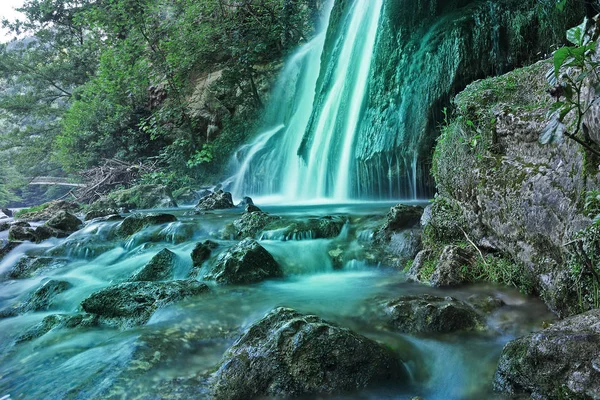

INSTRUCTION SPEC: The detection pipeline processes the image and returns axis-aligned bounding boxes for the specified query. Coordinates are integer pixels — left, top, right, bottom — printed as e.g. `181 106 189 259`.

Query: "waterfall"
230 0 384 204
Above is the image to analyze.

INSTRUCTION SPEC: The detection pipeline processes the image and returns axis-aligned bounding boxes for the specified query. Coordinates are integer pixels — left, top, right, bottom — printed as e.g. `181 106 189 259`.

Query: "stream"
0 202 553 399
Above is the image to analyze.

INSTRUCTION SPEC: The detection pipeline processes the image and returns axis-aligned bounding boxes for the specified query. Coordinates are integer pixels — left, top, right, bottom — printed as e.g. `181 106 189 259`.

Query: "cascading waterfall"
230 0 384 203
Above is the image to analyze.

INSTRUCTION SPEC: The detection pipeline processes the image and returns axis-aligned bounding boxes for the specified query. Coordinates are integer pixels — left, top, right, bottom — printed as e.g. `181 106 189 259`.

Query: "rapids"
0 204 553 399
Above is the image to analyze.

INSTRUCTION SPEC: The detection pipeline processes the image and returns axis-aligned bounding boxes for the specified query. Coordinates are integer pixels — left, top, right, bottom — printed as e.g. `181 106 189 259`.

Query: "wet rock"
204 238 282 284
7 256 69 279
246 204 261 213
384 294 482 333
47 236 115 259
236 196 254 208
84 208 120 221
8 224 37 242
1 208 12 218
129 249 177 282
173 187 201 205
15 313 97 344
225 210 280 239
374 204 424 243
81 280 210 329
261 216 345 240
466 294 505 313
116 213 177 237
86 214 124 224
191 240 218 267
0 279 72 318
494 309 600 399
406 249 433 282
386 228 422 267
15 200 81 222
196 190 235 211
46 210 82 232
430 245 475 287
33 225 69 241
210 307 407 399
0 241 20 262
0 221 10 232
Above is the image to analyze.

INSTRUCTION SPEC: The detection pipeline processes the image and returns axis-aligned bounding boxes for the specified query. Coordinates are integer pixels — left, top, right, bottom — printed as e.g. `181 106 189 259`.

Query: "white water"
230 0 384 203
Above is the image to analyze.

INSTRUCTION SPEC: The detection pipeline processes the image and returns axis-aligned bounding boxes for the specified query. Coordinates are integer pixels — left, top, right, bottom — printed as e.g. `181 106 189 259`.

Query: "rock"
8 225 37 242
15 200 81 222
0 280 72 318
196 190 235 211
235 196 254 208
224 211 280 239
0 241 20 263
245 204 261 213
90 185 177 210
116 213 177 237
46 211 82 232
129 249 177 282
494 309 600 399
7 256 69 279
210 307 407 399
15 313 97 344
81 280 210 329
47 236 115 259
1 208 13 218
374 205 424 243
261 216 345 240
384 294 482 333
204 238 282 284
191 240 218 267
430 245 475 287
466 294 505 313
385 228 422 267
173 187 201 205
86 214 124 224
0 221 10 232
406 249 433 282
84 209 120 221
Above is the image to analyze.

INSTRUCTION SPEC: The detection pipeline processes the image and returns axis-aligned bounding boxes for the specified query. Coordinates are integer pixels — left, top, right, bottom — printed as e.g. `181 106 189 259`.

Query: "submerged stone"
494 309 600 399
129 248 177 282
191 240 217 267
0 279 72 318
7 256 69 279
210 307 407 399
15 313 97 344
204 238 282 284
261 216 345 240
81 280 210 329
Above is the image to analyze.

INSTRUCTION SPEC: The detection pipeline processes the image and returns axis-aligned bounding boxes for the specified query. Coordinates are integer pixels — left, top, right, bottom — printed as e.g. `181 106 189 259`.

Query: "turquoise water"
0 204 552 399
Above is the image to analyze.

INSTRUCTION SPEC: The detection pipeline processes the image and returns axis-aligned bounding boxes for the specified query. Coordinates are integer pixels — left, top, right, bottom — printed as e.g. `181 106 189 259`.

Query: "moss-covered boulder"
204 238 282 284
46 210 82 232
7 256 69 279
90 184 177 210
15 200 81 222
129 248 177 282
494 309 600 399
223 210 280 239
384 294 482 334
81 280 209 329
115 213 177 237
191 240 218 267
196 190 234 211
210 307 407 399
374 205 423 243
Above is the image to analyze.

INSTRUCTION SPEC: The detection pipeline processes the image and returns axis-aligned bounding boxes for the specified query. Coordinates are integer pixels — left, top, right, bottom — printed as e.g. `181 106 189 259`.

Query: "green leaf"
556 0 567 11
540 115 566 144
567 17 588 46
554 47 571 77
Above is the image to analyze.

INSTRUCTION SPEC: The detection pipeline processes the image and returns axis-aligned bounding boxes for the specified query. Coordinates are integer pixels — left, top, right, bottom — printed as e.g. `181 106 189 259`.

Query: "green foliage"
14 202 51 218
541 17 600 159
138 171 194 192
422 195 467 247
585 190 600 225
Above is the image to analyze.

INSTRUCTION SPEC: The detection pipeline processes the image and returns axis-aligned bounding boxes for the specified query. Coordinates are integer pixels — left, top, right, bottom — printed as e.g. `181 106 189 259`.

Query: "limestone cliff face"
432 60 600 317
307 0 585 198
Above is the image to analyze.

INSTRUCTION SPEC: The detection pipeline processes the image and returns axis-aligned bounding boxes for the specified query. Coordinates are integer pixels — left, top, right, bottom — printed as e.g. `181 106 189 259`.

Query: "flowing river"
0 203 552 399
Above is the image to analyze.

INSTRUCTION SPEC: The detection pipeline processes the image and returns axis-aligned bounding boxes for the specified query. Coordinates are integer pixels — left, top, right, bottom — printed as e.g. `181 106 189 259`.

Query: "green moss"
15 203 52 218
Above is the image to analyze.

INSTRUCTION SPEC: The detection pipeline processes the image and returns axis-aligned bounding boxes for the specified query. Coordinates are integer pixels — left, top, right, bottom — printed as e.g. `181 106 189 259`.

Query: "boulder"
7 256 69 279
235 196 254 208
84 208 120 221
406 249 433 282
224 210 280 239
46 210 82 232
210 307 407 399
81 280 210 329
191 240 218 267
15 313 97 344
115 213 177 237
384 294 482 334
0 241 20 263
173 187 201 205
245 204 261 213
0 280 72 318
260 216 345 240
129 248 177 282
374 205 424 243
196 190 235 211
494 309 600 399
204 238 282 284
0 221 10 232
1 208 13 218
429 245 475 287
15 201 81 222
8 224 36 242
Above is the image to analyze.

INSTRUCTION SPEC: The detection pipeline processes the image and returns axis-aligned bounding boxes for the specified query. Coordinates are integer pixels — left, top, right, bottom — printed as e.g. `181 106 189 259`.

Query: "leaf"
546 66 558 86
540 115 566 144
567 17 588 47
556 0 567 11
593 214 600 226
553 47 571 77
